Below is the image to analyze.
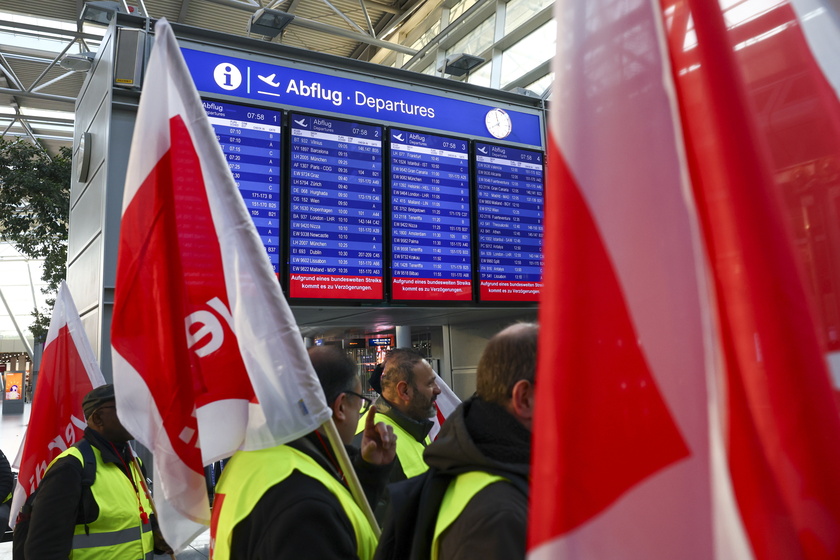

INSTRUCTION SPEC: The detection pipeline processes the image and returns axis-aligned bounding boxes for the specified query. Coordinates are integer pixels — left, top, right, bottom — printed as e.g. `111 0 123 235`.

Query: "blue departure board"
475 142 544 301
288 114 384 299
390 129 472 301
203 100 282 273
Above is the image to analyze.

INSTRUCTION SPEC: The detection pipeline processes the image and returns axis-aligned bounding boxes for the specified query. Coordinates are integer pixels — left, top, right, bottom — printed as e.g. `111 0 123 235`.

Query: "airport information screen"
203 100 282 273
389 129 472 301
475 142 544 301
288 114 384 299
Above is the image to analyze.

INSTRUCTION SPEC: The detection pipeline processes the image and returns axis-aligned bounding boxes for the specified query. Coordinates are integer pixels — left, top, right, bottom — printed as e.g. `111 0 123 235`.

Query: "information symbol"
213 63 242 91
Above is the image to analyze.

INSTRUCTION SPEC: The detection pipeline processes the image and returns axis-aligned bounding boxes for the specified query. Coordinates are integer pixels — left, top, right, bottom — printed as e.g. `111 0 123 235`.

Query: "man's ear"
87 411 103 432
332 393 347 422
509 379 534 428
395 380 412 404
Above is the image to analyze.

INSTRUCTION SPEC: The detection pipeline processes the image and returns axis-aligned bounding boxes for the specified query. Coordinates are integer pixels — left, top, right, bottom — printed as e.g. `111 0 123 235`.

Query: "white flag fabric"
529 0 840 559
429 371 460 440
110 19 331 551
9 281 105 527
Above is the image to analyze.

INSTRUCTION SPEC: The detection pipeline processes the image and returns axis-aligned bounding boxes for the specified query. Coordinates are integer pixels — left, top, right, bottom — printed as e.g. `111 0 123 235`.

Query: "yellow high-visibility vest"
431 471 507 560
49 444 155 560
357 412 430 478
211 444 377 560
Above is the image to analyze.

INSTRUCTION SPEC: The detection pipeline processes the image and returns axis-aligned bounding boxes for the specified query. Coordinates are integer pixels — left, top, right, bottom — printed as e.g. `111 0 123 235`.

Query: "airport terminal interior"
0 1 552 554
0 0 553 389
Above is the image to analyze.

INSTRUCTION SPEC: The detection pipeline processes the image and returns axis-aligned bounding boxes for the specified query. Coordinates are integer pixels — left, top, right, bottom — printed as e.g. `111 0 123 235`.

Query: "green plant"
0 139 71 341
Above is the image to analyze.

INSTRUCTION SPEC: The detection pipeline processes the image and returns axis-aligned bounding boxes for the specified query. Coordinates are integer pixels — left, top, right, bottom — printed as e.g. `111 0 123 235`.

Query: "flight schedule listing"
476 142 544 301
288 114 384 299
203 100 282 273
390 129 472 301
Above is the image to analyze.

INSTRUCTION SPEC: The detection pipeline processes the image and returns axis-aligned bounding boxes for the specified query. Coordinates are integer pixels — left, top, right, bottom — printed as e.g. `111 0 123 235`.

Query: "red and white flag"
9 281 105 527
430 371 460 440
110 19 331 550
530 1 840 559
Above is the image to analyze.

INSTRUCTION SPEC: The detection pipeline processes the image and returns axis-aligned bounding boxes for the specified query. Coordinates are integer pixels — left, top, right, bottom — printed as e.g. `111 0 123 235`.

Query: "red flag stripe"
662 1 840 557
9 283 105 527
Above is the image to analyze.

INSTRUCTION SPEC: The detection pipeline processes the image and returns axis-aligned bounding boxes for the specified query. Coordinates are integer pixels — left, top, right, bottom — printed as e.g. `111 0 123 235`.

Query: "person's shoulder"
257 469 343 511
454 478 527 535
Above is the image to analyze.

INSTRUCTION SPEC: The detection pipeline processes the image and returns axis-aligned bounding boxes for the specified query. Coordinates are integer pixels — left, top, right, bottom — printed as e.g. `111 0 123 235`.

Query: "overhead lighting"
80 1 126 25
59 51 96 72
438 53 484 77
248 8 295 39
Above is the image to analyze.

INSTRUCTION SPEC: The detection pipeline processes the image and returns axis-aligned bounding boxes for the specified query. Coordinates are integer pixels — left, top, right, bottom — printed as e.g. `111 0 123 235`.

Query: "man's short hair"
308 346 358 405
475 323 539 405
379 348 426 393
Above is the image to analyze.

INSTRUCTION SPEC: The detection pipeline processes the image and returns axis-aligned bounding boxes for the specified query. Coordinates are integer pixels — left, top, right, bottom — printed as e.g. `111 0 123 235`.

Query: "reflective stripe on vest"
357 413 430 478
431 471 507 560
211 444 378 560
52 445 156 560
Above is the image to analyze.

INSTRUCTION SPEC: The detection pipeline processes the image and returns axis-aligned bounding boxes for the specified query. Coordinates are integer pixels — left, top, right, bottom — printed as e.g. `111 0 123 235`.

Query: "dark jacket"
422 397 530 560
227 431 393 559
23 428 151 559
0 449 12 502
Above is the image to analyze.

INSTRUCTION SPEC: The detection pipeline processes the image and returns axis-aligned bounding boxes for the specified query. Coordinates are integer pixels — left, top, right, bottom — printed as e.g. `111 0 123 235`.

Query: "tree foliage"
0 138 71 341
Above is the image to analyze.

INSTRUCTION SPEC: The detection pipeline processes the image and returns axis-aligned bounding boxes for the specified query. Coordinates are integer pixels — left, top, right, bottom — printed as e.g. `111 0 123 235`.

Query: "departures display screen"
389 129 472 301
288 113 384 300
475 142 544 301
203 100 282 273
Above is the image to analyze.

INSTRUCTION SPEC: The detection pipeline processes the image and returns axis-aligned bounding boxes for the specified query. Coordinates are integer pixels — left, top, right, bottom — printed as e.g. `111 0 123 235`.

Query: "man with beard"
357 348 441 484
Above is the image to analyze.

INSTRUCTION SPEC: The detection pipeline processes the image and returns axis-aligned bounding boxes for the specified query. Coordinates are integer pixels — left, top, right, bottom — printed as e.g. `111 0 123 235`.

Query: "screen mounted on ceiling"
475 142 544 301
389 128 472 301
203 99 282 274
288 113 384 300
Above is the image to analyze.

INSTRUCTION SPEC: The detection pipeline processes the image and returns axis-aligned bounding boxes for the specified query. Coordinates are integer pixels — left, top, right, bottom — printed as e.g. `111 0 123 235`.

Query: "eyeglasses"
345 391 373 414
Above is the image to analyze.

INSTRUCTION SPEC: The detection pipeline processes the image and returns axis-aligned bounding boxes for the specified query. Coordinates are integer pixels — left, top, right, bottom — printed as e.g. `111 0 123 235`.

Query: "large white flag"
530 0 840 559
110 19 331 550
10 282 105 527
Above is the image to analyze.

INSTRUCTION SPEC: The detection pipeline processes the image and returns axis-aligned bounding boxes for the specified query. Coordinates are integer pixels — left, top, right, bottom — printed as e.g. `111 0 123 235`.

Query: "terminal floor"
0 401 210 559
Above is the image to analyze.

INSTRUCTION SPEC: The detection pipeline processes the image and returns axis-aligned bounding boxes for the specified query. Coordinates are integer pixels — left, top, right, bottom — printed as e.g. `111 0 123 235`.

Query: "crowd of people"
17 322 538 560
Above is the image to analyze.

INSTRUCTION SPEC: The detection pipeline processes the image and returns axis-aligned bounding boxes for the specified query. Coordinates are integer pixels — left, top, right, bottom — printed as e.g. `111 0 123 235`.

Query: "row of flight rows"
203 100 545 304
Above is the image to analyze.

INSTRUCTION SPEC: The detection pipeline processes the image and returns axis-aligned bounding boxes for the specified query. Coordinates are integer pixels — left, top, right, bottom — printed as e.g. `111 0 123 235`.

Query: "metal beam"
204 0 417 54
0 20 103 41
0 287 35 358
177 0 193 23
359 0 375 36
293 16 417 54
0 87 77 104
320 0 367 35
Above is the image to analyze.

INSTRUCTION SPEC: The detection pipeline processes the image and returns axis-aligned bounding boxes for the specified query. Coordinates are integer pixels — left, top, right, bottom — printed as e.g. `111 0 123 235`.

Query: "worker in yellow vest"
211 346 396 560
355 348 441 483
23 384 170 559
423 323 536 560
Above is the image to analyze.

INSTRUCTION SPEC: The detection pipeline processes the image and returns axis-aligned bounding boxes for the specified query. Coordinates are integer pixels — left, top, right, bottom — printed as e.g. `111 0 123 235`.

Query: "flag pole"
321 416 381 538
130 452 179 560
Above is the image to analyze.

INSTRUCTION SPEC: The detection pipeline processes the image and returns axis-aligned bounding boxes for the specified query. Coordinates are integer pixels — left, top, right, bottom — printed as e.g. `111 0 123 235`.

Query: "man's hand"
360 406 396 465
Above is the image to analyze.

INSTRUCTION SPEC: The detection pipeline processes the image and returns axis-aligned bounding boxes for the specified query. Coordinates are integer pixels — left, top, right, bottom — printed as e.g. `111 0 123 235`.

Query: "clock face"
485 108 512 139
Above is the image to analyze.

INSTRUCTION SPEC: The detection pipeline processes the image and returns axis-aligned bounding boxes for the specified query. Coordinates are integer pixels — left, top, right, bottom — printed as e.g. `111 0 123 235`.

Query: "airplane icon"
294 118 308 127
477 146 487 154
258 73 280 87
393 133 404 141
